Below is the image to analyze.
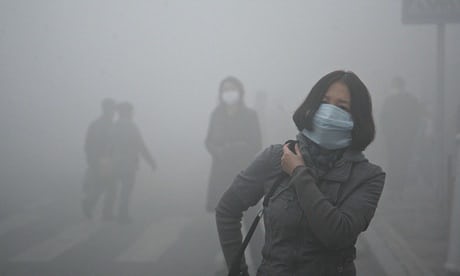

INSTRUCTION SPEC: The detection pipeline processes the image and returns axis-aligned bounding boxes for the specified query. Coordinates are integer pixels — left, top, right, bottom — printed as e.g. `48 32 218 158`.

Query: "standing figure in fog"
205 76 263 270
216 71 385 275
106 102 156 224
380 77 422 192
82 98 117 219
254 91 269 147
456 103 460 134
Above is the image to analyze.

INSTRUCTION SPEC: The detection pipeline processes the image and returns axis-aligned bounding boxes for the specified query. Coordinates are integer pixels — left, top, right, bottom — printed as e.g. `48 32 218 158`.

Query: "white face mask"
302 103 354 149
222 91 240 105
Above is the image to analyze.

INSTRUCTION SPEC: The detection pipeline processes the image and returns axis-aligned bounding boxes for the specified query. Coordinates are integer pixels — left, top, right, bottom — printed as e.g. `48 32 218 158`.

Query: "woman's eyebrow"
338 99 350 104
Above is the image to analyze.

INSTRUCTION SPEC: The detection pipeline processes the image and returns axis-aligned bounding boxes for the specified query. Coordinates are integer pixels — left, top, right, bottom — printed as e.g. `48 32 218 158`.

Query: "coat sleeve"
215 145 281 273
134 126 155 168
205 110 222 157
290 165 385 249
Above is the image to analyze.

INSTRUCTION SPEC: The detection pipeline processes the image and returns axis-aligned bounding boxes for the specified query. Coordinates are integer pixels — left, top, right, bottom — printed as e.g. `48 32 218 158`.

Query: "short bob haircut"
218 76 245 104
293 70 375 151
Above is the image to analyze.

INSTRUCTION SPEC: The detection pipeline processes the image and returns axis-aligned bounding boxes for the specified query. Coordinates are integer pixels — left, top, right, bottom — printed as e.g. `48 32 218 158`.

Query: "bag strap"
228 140 296 276
228 173 286 276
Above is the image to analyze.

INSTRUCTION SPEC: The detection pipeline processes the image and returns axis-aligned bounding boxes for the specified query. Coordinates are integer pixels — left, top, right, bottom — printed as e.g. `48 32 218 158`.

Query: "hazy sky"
1 0 459 202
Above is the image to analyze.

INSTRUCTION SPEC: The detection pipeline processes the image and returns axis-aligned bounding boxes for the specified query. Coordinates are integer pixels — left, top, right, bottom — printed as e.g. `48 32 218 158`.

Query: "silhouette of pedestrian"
105 102 156 224
456 103 460 134
82 98 117 219
380 77 422 193
205 76 263 272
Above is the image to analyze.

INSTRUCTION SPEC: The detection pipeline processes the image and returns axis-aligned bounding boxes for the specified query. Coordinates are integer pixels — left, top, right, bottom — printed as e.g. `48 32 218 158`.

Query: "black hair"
292 70 375 151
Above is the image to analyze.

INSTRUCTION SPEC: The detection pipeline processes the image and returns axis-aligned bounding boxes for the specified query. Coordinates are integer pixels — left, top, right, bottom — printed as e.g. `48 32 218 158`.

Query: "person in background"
456 103 460 135
254 91 268 147
380 76 422 193
205 76 263 272
216 70 385 275
107 102 156 224
82 98 117 219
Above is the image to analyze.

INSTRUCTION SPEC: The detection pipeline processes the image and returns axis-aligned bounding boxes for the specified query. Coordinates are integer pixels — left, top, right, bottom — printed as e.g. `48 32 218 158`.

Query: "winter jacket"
216 144 385 276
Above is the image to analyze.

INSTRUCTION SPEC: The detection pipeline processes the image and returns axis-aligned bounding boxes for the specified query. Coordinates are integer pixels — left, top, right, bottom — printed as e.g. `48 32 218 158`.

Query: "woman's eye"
339 106 350 111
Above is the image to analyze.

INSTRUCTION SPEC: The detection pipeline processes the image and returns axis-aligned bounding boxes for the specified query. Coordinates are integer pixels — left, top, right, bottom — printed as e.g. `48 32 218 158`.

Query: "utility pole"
402 0 458 206
401 0 460 274
446 134 460 275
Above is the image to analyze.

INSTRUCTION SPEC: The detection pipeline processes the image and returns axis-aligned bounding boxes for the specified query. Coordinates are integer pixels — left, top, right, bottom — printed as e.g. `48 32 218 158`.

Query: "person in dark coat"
457 103 460 134
82 98 117 219
105 102 156 223
380 77 422 192
205 76 263 271
216 70 385 276
205 76 262 211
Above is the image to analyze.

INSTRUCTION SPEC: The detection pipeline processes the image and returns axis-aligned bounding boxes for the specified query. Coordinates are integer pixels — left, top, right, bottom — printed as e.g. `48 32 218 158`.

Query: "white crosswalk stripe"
117 216 191 262
10 220 103 262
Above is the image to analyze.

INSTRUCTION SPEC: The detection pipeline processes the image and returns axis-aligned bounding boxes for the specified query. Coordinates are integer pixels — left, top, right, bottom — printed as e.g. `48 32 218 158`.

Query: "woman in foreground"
216 70 386 276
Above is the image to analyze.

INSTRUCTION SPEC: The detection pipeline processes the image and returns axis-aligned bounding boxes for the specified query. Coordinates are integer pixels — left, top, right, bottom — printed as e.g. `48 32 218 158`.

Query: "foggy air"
1 1 460 275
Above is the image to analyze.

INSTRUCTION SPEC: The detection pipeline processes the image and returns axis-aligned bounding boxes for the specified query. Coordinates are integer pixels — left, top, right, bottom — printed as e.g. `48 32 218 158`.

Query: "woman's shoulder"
238 105 258 116
257 144 283 170
210 105 224 116
343 150 384 174
261 144 283 160
352 157 386 181
250 144 283 170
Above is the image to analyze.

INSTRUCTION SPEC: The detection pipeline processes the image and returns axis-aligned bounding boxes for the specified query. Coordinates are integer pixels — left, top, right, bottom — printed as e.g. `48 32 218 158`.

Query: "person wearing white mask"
205 76 263 273
216 70 385 276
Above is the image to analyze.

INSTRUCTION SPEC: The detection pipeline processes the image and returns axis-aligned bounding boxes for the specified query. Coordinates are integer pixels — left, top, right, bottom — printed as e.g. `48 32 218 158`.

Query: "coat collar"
321 150 366 182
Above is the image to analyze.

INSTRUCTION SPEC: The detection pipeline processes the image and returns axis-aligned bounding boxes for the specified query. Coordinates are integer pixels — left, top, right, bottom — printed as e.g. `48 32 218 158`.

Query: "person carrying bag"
216 70 385 276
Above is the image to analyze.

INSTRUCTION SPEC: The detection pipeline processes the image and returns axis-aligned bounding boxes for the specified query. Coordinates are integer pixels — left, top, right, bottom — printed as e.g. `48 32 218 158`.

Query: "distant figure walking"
106 102 156 224
380 77 422 192
456 103 460 134
205 76 263 270
82 98 117 219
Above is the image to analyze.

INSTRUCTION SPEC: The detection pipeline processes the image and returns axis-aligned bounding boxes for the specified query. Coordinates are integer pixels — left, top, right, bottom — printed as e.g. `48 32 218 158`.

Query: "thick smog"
1 1 460 275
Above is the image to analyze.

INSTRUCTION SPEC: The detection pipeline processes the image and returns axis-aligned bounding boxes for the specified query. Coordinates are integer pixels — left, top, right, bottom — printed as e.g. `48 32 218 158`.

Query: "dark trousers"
103 170 136 219
385 140 413 193
82 166 114 217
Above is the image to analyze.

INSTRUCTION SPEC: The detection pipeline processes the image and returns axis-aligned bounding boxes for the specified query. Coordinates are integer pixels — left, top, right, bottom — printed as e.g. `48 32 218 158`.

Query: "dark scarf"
296 132 346 177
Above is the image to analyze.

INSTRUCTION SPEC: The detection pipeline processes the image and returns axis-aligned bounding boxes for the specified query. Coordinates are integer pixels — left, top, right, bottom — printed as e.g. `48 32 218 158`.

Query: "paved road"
0 187 386 276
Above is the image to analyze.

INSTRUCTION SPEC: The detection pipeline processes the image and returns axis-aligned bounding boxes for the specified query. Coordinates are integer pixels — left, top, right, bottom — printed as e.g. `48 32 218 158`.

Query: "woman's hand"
281 143 305 176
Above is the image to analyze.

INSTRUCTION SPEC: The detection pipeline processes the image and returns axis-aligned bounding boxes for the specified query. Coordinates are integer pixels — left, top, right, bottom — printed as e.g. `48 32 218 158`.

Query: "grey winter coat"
216 144 385 276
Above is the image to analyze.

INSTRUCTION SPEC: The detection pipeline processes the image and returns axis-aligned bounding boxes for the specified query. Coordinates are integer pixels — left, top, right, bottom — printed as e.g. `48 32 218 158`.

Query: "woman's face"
221 82 241 105
322 81 351 113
